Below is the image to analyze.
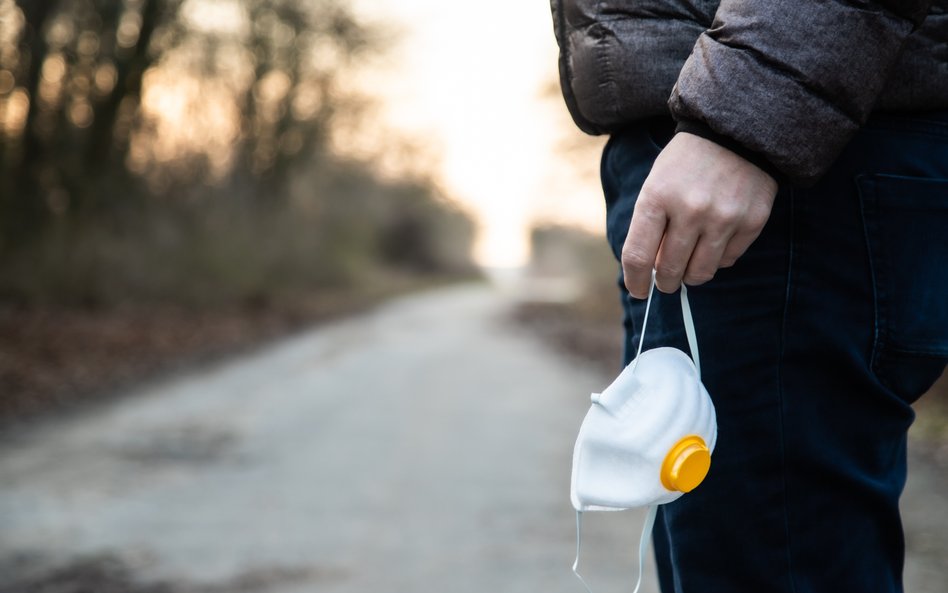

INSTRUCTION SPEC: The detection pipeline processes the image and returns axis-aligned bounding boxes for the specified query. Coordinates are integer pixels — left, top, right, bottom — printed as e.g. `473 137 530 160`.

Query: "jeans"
600 112 948 593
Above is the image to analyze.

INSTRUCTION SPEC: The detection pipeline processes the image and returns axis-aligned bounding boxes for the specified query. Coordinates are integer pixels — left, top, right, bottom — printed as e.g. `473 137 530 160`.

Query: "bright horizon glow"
345 0 606 268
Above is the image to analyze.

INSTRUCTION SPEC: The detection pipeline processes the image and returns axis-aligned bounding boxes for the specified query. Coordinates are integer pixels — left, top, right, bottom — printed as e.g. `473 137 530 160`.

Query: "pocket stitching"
858 173 948 359
856 174 885 374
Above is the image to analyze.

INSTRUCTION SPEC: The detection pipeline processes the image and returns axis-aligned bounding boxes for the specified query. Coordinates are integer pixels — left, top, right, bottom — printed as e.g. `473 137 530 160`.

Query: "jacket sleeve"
667 0 933 185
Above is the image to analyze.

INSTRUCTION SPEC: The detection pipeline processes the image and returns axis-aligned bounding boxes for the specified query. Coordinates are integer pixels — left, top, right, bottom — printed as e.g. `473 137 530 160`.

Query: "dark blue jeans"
601 113 948 593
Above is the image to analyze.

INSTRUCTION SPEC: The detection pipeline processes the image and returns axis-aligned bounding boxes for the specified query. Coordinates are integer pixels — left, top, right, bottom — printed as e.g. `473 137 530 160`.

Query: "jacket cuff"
675 120 783 184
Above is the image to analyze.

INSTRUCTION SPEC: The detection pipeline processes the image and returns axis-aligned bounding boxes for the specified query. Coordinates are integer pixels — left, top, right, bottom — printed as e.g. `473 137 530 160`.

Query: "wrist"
674 120 782 185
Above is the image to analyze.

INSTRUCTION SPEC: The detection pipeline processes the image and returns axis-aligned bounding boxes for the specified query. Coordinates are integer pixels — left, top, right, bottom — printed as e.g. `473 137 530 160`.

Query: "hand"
621 132 778 298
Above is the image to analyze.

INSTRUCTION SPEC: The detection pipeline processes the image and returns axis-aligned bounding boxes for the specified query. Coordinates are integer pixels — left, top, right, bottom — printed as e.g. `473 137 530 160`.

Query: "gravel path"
0 284 944 592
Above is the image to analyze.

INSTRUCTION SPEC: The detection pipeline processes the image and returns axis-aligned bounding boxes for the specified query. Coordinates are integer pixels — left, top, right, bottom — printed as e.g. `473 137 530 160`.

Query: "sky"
344 0 606 268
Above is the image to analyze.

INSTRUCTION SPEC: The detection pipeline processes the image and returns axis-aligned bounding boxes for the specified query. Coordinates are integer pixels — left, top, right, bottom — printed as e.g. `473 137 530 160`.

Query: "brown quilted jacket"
551 0 948 184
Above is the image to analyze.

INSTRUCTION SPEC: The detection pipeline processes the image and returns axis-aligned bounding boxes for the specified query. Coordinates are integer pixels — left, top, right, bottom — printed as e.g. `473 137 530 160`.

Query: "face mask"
569 275 717 593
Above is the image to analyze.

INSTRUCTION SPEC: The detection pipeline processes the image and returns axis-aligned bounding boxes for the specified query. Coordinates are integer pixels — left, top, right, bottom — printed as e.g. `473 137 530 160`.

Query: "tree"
0 0 377 251
0 1 475 307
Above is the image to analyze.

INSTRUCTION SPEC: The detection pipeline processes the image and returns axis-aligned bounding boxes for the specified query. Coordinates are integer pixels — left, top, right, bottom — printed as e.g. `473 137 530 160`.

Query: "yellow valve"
661 435 711 493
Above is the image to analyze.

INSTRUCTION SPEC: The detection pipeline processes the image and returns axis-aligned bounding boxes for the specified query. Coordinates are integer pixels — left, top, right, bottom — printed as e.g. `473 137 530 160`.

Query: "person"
550 1 948 592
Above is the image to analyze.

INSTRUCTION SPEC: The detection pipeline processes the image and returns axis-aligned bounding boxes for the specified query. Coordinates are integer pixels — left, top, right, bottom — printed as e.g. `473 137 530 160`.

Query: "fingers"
654 219 700 293
683 233 731 285
623 200 761 296
720 228 763 268
621 203 667 299
616 132 778 297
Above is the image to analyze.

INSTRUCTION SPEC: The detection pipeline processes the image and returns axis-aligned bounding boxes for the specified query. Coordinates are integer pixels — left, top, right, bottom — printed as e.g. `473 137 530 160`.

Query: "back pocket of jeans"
857 174 948 400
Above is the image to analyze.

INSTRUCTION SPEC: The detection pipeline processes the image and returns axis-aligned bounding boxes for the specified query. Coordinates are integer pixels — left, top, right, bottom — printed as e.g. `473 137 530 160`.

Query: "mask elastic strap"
631 271 701 379
630 271 657 374
572 511 594 593
633 504 659 593
572 505 659 593
680 284 700 379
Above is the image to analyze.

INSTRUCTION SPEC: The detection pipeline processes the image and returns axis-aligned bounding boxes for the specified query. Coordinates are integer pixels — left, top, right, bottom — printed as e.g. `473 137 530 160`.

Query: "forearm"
668 0 934 185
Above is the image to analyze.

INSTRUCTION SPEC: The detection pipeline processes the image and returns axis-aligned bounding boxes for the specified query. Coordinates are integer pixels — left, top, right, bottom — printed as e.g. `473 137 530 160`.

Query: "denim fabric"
601 112 948 593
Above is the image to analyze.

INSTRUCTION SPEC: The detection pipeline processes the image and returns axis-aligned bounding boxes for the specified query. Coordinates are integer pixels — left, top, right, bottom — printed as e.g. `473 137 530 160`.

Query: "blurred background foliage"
515 223 622 376
0 0 475 308
0 0 476 422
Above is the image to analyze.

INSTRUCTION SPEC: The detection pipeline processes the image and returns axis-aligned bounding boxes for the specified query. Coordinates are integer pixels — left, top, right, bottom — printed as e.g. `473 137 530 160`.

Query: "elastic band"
631 272 701 379
630 271 657 374
634 505 658 593
572 505 659 593
680 285 700 378
572 512 594 593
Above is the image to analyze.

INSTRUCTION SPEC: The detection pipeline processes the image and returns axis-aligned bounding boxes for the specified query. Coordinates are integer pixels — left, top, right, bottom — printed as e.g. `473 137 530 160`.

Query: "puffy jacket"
551 0 948 185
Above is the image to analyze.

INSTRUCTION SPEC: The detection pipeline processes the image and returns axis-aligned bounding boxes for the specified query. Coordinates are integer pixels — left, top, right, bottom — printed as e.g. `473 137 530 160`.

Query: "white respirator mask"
570 274 717 593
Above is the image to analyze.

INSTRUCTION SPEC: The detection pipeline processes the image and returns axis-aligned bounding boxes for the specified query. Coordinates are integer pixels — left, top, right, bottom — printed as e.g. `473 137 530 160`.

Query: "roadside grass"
0 272 478 430
0 163 480 429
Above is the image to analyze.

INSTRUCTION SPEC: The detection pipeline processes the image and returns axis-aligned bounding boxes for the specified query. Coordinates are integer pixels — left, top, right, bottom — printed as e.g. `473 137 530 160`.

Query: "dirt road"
0 285 944 592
